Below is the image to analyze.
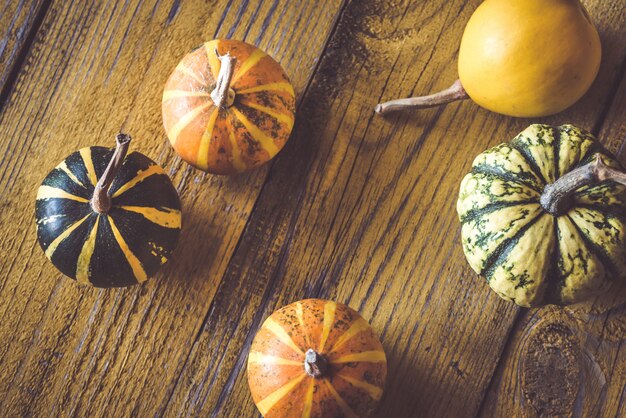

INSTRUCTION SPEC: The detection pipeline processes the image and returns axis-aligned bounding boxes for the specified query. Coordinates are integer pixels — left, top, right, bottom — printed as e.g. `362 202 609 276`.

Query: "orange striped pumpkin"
247 299 387 418
162 39 296 174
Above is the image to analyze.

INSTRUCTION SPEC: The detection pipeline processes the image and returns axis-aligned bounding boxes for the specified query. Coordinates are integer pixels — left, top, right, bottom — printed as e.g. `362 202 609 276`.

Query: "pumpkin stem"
540 154 626 216
91 133 131 214
375 79 469 115
210 49 236 108
304 349 328 378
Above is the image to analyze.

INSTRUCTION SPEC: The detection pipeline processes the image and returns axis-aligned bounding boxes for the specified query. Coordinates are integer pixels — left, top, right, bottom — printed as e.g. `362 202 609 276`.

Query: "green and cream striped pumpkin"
35 134 181 288
457 124 626 307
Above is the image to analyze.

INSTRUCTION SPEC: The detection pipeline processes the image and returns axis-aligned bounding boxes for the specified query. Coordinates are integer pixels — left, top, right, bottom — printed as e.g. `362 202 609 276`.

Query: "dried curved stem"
92 133 131 214
540 154 626 216
304 349 327 378
210 50 236 108
375 79 469 115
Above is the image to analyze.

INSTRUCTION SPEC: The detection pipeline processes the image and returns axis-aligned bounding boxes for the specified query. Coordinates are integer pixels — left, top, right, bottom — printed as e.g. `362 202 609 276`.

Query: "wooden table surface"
1 1 625 417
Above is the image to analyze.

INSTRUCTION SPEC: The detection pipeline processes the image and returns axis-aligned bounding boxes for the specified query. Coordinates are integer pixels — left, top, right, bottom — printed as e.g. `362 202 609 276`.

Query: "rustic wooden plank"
164 0 626 416
0 0 49 103
601 72 626 158
478 69 626 418
0 0 345 416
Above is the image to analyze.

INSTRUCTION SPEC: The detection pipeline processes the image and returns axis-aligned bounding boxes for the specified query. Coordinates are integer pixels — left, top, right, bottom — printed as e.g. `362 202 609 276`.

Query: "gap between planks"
0 1 52 112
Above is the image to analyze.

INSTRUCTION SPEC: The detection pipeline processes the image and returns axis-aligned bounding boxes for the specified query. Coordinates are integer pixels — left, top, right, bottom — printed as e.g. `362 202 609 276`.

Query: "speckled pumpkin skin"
247 299 387 418
458 124 626 307
162 39 296 175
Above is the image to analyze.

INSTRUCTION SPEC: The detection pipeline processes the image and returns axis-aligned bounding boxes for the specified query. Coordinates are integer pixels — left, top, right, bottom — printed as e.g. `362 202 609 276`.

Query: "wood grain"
162 0 626 416
0 0 624 417
0 0 49 103
0 0 345 416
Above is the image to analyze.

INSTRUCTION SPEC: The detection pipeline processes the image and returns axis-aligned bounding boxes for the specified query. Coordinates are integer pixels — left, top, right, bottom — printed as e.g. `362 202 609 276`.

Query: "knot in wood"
522 322 581 416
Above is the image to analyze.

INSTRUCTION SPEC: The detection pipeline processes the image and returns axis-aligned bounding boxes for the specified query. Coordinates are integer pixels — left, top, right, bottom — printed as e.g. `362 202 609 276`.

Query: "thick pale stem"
304 349 328 378
375 79 469 115
210 50 236 108
540 154 626 216
91 133 131 214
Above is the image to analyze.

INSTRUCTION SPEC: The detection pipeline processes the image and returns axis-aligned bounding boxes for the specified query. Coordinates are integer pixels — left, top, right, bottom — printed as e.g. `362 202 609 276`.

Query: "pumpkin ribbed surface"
247 299 387 418
35 146 181 287
162 39 296 174
457 124 626 307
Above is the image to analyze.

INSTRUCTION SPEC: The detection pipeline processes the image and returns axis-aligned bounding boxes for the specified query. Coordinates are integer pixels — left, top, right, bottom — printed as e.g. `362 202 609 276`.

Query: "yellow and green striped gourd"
35 134 181 287
458 124 626 307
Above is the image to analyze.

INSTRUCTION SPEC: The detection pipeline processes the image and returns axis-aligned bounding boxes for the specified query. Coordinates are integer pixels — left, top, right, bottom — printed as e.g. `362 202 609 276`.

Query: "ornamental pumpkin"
376 0 601 117
162 39 296 174
247 299 387 418
457 124 626 308
35 134 181 288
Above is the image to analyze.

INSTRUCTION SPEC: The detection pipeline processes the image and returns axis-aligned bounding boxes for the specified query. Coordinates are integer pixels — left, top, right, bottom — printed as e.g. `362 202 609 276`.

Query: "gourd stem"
304 349 328 378
540 154 626 216
91 133 131 214
375 79 469 115
210 50 236 108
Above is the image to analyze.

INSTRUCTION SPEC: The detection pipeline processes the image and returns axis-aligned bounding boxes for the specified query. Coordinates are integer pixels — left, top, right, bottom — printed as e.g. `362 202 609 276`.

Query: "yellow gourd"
376 0 601 118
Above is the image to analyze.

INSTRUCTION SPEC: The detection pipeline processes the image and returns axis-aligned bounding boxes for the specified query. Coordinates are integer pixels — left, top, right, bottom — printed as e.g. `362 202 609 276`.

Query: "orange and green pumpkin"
162 39 296 175
247 299 387 418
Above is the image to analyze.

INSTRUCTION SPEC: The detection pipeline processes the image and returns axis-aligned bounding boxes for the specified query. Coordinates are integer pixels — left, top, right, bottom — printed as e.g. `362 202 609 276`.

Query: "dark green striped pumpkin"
35 134 181 288
457 124 626 307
